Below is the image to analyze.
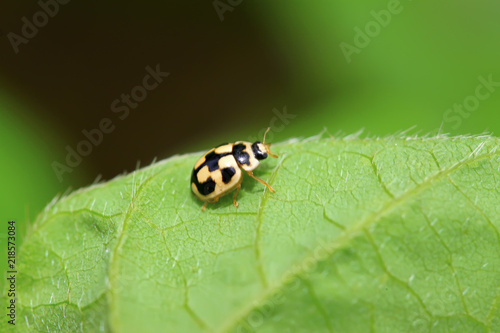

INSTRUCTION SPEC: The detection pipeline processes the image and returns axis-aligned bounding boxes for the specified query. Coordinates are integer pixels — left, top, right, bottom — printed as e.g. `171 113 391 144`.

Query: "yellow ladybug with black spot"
191 127 278 211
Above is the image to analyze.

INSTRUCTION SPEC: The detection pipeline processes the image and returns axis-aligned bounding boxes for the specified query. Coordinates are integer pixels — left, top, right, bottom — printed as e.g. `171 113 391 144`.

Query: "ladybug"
191 127 278 211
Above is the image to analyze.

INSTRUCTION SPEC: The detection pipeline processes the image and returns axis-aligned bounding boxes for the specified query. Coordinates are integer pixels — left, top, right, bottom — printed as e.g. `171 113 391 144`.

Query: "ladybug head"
252 127 278 160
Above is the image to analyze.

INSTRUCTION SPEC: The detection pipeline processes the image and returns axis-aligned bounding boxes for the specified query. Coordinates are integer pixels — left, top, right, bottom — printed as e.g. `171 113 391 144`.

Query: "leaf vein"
219 147 500 332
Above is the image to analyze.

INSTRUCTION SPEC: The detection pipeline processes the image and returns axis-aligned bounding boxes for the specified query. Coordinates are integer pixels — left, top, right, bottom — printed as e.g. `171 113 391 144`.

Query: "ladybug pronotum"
191 127 278 211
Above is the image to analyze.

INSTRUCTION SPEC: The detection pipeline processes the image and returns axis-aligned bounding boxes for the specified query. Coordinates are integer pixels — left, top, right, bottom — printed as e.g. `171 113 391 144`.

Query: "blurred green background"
1 0 499 290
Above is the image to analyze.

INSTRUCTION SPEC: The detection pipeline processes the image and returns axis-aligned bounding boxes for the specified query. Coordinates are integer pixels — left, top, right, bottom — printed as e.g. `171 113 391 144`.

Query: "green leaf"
3 134 500 332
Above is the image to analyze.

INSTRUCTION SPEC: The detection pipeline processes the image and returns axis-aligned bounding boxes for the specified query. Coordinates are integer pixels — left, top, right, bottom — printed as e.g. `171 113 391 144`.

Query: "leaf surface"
2 135 500 332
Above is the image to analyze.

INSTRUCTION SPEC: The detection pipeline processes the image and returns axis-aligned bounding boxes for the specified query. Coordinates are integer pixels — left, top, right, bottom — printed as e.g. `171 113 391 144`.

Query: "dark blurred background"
1 0 500 248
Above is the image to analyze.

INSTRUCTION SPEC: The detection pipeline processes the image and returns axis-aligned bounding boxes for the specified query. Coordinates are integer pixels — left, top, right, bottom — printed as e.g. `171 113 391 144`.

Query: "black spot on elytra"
191 169 216 195
191 168 197 184
252 142 268 160
204 151 223 172
221 167 236 184
232 143 250 165
202 178 216 195
195 148 233 173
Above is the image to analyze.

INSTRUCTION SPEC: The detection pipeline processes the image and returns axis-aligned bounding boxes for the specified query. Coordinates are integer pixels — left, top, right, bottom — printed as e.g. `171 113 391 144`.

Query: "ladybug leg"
265 143 279 158
233 183 241 207
244 170 275 193
202 196 220 212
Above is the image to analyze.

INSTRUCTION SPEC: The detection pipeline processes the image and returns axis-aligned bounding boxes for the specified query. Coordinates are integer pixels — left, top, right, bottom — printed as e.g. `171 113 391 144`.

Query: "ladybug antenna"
262 127 271 145
262 127 278 158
